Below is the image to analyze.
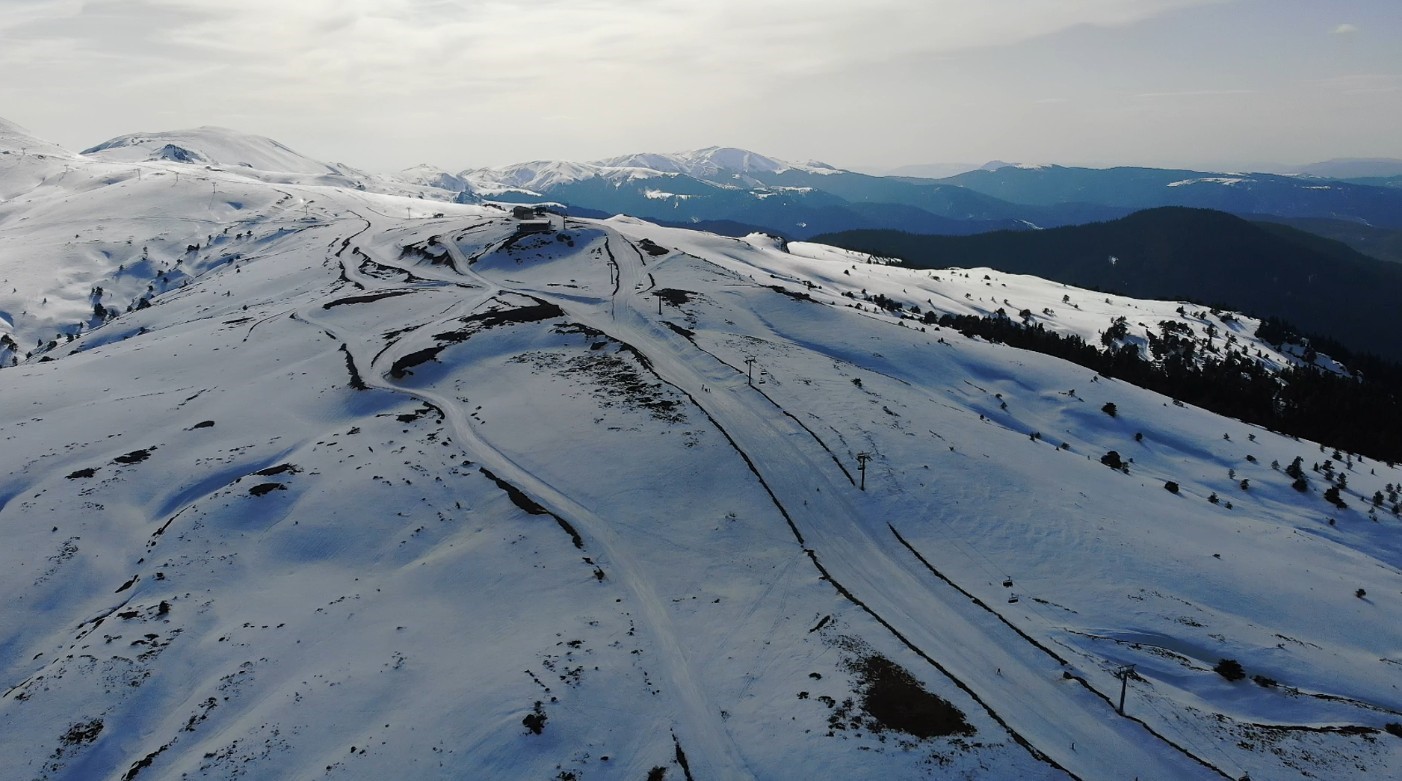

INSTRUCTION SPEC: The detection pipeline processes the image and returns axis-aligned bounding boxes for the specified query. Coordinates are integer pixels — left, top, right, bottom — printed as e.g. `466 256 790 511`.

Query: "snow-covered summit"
463 158 612 195
392 163 471 194
81 126 345 176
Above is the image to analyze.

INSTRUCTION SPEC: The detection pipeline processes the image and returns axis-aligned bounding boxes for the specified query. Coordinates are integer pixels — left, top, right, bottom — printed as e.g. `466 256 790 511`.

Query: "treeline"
935 312 1402 463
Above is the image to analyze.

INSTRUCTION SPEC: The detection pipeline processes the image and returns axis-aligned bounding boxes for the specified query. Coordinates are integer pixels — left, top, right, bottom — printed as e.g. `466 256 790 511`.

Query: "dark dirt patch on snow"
113 447 155 465
832 636 973 740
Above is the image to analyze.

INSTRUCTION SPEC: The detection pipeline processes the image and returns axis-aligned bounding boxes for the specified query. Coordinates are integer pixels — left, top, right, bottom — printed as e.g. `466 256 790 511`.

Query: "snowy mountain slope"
0 118 73 161
0 123 462 367
1 130 1400 780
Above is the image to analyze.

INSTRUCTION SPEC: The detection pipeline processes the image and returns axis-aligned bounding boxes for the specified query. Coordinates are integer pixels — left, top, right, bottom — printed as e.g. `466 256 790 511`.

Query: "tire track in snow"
296 217 757 780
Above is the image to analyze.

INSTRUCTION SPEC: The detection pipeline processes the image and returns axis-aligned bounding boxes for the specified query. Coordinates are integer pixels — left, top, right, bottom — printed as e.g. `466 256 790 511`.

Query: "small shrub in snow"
1102 402 1117 417
522 701 548 735
1214 659 1245 681
1101 451 1123 470
1164 481 1180 494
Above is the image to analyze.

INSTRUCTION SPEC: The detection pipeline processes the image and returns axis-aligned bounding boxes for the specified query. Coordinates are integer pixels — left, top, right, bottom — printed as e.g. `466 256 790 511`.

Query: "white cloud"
1133 89 1256 99
1308 73 1402 95
0 0 1228 164
1332 23 1359 35
10 0 1397 172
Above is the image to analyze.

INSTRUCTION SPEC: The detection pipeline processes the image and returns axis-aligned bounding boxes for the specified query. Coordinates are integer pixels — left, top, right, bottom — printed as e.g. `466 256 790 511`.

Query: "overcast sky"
2 0 1399 173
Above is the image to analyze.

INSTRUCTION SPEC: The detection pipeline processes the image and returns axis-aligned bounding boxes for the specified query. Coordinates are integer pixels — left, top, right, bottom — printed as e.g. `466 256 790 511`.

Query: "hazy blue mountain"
1339 175 1402 190
1253 216 1402 265
937 165 1402 229
1294 158 1402 180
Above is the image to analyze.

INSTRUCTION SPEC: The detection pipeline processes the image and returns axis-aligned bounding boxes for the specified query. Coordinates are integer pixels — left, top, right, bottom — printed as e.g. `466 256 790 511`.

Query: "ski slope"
1 122 1400 780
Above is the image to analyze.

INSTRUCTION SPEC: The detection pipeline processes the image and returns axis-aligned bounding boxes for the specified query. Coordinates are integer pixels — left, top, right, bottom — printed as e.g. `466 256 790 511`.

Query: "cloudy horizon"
2 0 1399 174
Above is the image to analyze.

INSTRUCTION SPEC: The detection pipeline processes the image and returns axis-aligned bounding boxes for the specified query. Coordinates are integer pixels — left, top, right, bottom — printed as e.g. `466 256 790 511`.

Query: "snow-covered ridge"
462 146 845 196
595 146 839 178
82 126 351 177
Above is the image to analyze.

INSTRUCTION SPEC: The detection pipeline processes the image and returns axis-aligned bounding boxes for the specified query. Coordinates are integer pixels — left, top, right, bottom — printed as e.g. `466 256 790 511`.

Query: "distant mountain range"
65 128 1402 264
1291 158 1402 180
433 151 1402 263
935 165 1402 230
446 147 1094 238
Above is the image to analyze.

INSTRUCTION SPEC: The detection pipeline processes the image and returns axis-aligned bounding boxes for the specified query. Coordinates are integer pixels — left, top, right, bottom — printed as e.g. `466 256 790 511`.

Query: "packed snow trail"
301 215 758 780
573 227 1231 780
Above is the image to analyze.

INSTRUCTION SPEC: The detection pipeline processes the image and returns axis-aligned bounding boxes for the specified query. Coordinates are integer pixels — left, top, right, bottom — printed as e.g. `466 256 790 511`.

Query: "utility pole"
657 293 663 315
1114 664 1136 715
744 357 756 387
856 452 872 490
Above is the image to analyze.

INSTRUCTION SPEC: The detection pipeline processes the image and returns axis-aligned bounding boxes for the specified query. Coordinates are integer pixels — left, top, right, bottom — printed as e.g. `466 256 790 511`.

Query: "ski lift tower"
856 452 873 490
1114 664 1136 715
